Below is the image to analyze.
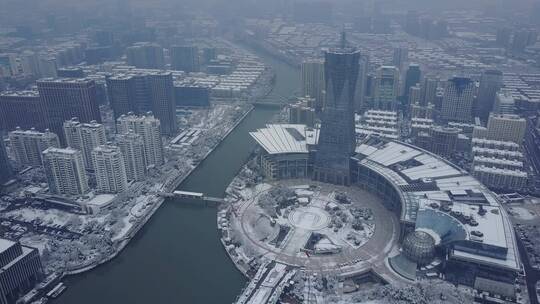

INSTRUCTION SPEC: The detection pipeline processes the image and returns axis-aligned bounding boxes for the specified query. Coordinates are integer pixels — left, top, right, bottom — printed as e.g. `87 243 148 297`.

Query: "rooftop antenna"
340 26 347 49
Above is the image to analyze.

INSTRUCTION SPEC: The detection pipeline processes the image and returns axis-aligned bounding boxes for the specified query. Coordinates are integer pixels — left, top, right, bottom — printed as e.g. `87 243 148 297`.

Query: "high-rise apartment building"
301 60 325 112
493 91 516 115
476 70 503 123
313 33 359 186
63 118 106 170
117 132 146 181
486 114 527 145
0 91 48 132
42 147 89 196
92 145 128 194
430 126 460 158
117 113 164 167
126 42 165 69
8 128 60 167
373 66 400 111
170 46 199 72
37 78 101 144
440 77 475 123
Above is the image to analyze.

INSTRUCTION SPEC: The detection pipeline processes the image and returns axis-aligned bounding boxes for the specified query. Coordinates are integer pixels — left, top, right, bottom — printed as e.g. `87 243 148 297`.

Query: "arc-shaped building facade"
250 125 521 288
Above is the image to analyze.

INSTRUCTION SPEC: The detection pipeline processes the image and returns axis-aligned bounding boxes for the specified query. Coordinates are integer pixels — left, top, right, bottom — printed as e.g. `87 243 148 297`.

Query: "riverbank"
62 105 259 277
51 38 300 304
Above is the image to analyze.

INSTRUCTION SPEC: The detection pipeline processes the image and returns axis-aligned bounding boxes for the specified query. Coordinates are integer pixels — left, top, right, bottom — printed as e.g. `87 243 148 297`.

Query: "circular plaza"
225 179 400 275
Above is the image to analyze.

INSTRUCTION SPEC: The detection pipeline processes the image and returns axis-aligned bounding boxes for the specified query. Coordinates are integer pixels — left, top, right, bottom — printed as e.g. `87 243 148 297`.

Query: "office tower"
486 114 527 144
37 57 57 78
148 72 176 136
170 46 199 72
126 43 165 69
9 128 60 167
355 55 369 112
512 31 530 53
403 64 421 102
440 77 475 123
430 126 460 158
293 1 333 23
408 85 421 106
107 72 173 123
373 66 400 111
476 70 503 123
202 47 217 64
496 28 512 47
63 118 106 170
20 51 41 77
313 32 359 186
57 67 85 78
37 78 101 144
107 74 137 119
0 239 44 304
301 60 325 112
92 145 128 194
174 84 210 107
117 113 164 167
0 54 17 77
42 147 89 196
0 139 13 184
302 62 324 106
392 47 408 71
420 76 438 106
493 91 516 115
405 11 420 35
289 97 316 127
0 91 47 132
117 133 146 181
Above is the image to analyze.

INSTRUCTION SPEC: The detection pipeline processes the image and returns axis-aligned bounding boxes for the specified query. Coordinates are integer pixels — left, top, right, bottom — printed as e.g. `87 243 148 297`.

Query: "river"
52 45 300 304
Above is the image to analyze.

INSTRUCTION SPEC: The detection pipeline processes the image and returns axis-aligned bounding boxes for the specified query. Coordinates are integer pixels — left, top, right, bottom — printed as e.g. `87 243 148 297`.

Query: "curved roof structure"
249 124 319 155
355 136 521 272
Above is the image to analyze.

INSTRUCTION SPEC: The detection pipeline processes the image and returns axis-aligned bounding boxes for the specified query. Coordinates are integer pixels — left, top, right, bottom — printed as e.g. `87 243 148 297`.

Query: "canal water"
53 47 299 304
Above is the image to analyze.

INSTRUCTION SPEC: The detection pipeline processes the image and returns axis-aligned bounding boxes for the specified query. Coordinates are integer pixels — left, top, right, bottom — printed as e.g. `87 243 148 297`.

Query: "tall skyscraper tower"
42 147 89 196
170 46 200 73
392 47 408 71
9 128 60 167
92 145 128 194
37 78 101 144
373 66 400 111
420 76 438 106
148 72 177 136
117 113 164 167
301 60 325 112
63 118 106 170
0 138 13 183
355 55 369 112
117 132 146 181
476 70 503 123
403 64 421 103
313 32 359 186
106 73 153 119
